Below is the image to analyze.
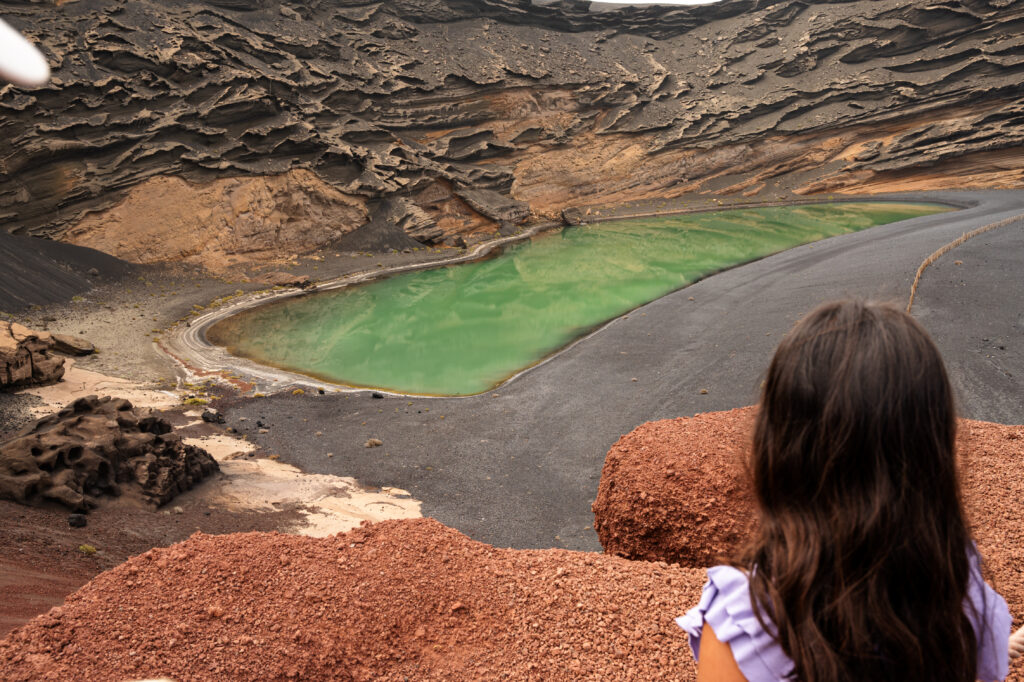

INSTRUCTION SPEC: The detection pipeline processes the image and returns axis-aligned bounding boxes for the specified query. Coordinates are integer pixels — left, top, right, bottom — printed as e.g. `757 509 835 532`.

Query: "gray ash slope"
2 0 1024 246
0 232 133 312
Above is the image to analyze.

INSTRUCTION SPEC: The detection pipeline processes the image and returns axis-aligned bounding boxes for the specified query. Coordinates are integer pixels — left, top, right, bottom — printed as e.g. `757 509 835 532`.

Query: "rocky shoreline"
165 191 978 398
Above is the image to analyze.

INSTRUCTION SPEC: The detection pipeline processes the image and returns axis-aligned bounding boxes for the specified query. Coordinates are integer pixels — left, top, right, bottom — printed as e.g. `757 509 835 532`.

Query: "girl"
678 300 1013 681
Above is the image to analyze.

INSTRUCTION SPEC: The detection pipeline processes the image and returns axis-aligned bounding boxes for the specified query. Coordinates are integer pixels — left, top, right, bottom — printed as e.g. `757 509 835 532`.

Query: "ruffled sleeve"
966 550 1012 682
676 565 793 681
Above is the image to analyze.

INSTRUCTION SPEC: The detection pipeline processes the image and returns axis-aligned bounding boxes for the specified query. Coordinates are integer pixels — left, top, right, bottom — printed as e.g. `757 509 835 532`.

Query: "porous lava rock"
592 408 1024 634
0 322 66 389
0 396 218 511
0 518 706 681
593 407 757 568
2 1 1023 265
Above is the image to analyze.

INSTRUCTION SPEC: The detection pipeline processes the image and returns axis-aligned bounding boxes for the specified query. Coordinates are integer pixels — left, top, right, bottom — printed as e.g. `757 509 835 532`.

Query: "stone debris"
201 409 225 424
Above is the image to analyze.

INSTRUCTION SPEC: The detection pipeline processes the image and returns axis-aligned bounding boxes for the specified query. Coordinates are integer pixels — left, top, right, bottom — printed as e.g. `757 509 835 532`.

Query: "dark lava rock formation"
0 322 67 389
0 396 219 511
2 0 1023 266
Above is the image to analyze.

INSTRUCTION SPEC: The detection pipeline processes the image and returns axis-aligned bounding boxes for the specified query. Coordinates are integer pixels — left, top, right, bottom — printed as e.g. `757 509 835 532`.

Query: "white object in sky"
0 17 50 88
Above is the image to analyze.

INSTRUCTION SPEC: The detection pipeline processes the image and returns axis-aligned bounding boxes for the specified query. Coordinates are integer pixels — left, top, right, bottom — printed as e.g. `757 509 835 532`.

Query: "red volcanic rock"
593 408 1024 675
0 518 707 682
592 407 756 568
957 417 1024 657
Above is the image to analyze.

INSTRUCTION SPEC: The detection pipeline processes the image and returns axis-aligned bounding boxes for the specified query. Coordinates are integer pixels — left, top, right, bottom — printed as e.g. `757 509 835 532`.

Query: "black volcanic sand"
912 222 1024 425
0 231 135 312
213 190 1024 551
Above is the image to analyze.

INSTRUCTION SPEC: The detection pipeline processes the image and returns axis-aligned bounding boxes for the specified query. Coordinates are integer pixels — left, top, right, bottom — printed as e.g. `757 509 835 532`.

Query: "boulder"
51 334 95 356
592 408 756 567
593 407 1024 584
561 207 585 226
0 395 219 511
454 188 531 225
0 322 65 389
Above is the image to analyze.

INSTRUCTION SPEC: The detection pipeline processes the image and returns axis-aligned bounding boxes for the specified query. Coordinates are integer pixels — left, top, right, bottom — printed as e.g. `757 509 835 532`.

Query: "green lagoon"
207 202 950 395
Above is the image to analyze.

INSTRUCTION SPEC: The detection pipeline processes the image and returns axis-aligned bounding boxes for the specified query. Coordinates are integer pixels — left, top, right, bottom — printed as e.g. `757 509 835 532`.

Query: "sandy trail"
18 359 179 417
184 433 421 537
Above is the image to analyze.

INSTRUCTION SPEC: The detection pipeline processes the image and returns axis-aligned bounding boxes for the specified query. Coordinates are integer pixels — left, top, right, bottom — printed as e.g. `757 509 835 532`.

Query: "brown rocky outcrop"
2 0 1023 265
63 171 369 270
49 334 94 357
259 271 311 288
0 322 66 389
0 396 219 511
0 518 706 681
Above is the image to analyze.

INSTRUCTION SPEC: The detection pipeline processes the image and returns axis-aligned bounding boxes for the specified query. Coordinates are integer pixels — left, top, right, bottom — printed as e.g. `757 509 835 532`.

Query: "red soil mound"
0 518 707 681
592 407 756 568
592 409 1024 633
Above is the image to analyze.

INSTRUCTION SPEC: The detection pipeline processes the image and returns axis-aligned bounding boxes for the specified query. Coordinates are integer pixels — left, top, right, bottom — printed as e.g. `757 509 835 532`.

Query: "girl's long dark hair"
743 300 977 682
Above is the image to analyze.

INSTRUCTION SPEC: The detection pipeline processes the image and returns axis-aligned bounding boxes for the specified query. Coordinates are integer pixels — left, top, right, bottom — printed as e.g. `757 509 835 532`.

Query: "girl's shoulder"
677 559 1013 682
676 565 792 681
966 550 1014 681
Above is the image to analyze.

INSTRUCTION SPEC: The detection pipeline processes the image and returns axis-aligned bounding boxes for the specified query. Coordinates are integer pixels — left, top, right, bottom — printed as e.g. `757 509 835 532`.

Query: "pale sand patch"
183 434 421 537
19 359 179 417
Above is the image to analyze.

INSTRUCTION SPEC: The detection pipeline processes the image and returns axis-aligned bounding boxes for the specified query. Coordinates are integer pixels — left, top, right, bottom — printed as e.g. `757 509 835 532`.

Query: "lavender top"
677 552 1012 681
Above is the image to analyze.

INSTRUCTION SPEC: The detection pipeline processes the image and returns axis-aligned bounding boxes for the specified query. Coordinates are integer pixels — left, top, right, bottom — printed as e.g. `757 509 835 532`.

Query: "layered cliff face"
1 0 1023 266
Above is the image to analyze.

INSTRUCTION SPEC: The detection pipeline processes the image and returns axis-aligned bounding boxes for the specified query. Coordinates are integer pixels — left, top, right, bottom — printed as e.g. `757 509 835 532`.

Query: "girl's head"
746 299 976 682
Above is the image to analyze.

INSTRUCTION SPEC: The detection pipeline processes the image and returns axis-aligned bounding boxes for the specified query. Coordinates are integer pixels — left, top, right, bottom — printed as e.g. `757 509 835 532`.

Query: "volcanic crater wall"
2 0 1024 264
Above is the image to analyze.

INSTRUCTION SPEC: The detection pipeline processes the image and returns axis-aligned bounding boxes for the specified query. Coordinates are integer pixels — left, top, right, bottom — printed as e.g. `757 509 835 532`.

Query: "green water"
208 202 950 395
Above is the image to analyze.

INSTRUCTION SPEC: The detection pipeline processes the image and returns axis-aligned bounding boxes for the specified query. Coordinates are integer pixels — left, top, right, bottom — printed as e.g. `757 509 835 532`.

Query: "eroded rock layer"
2 0 1023 264
0 396 219 511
